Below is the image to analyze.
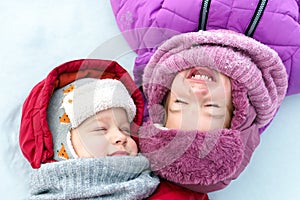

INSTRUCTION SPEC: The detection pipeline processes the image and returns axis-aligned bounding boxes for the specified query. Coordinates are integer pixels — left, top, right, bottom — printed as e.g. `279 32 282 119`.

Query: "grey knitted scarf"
30 155 159 200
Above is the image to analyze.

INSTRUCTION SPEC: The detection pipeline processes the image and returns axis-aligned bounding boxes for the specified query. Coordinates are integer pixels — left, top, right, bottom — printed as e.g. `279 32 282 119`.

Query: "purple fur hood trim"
139 123 244 186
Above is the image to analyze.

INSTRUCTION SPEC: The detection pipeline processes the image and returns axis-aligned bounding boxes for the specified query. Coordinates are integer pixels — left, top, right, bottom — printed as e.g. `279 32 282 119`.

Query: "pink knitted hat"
139 29 288 192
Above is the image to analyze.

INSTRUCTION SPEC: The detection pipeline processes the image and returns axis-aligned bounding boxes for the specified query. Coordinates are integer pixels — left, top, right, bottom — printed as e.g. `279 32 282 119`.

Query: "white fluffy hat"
62 78 136 127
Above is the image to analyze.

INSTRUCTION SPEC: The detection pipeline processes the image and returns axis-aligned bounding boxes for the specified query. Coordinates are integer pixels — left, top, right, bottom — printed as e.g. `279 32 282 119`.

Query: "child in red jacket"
19 59 159 199
19 59 208 200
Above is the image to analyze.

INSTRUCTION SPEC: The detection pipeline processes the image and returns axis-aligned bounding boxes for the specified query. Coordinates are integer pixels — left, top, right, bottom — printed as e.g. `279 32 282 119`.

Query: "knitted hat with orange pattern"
47 78 136 161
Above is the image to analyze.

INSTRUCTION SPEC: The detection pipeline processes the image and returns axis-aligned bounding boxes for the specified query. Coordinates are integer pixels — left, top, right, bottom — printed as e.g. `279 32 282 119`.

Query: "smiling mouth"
187 67 216 82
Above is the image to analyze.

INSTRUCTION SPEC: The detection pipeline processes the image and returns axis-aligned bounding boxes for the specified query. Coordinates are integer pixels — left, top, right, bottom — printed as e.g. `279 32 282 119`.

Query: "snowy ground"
0 1 299 199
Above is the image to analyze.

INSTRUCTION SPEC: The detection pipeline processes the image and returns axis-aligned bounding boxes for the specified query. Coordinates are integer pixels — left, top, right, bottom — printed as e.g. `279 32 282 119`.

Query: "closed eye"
205 104 220 108
91 128 106 135
175 99 188 104
121 129 131 135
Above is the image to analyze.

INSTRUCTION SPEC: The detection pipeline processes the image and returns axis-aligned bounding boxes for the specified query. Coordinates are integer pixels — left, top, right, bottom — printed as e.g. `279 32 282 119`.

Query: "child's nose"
190 85 209 99
110 129 127 145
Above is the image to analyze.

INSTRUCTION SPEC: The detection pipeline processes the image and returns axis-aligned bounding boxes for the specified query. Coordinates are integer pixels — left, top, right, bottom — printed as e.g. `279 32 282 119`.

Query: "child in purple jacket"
109 0 300 195
138 29 288 193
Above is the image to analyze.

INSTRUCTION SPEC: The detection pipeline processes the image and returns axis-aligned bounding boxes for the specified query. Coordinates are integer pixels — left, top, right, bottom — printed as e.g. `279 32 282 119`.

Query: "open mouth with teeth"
187 67 216 82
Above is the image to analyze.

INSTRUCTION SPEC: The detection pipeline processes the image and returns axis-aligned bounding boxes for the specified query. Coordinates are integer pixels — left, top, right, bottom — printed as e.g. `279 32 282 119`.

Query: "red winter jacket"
149 180 209 200
19 59 144 169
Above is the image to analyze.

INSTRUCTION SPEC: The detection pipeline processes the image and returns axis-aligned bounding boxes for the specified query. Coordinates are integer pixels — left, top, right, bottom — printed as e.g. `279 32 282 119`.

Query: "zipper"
245 0 268 37
198 0 212 31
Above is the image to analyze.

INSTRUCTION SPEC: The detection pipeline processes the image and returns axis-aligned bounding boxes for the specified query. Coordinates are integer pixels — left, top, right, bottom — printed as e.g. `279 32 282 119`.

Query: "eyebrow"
83 115 108 127
169 105 226 119
168 107 182 113
204 105 227 117
205 112 226 119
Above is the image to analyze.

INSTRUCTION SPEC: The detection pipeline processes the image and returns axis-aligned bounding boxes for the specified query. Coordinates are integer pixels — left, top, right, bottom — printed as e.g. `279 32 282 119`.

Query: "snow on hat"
139 29 288 192
47 78 136 161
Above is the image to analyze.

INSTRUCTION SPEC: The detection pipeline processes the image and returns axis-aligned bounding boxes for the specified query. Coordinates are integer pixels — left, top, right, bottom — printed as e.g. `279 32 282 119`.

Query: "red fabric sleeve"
148 179 209 200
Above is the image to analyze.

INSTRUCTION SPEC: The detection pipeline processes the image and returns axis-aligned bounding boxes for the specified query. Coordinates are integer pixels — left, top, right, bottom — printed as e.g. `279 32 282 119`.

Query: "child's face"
71 108 138 158
165 66 233 131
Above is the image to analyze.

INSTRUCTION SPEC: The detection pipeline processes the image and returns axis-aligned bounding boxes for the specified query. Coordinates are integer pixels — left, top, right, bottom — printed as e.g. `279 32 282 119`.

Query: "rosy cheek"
129 140 138 155
79 135 110 158
165 111 183 129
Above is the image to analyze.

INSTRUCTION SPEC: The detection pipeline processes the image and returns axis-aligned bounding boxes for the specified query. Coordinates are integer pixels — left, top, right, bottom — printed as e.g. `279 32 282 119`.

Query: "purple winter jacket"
110 0 300 96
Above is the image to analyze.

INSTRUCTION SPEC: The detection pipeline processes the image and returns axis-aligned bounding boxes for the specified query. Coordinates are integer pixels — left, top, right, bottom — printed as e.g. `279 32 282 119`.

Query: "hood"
19 59 144 168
